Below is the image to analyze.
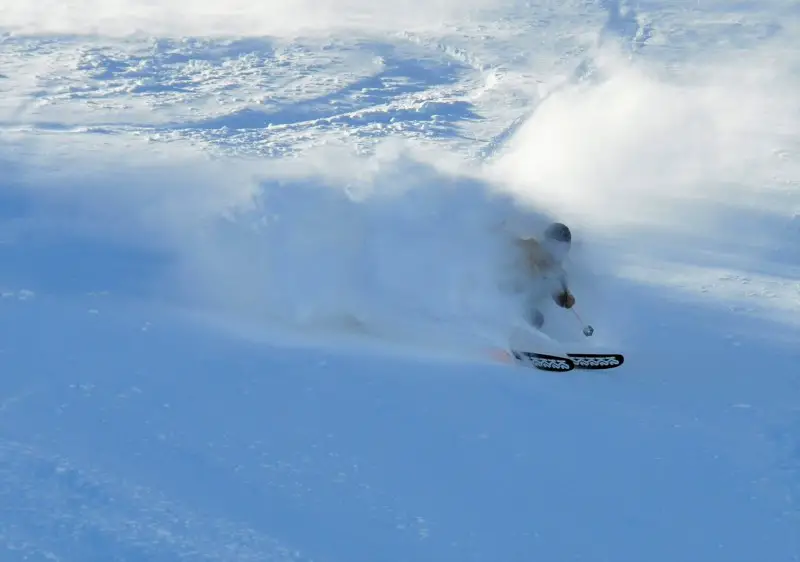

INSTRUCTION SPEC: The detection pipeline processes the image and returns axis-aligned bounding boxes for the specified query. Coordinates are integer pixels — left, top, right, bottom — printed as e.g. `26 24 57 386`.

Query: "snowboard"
509 350 625 372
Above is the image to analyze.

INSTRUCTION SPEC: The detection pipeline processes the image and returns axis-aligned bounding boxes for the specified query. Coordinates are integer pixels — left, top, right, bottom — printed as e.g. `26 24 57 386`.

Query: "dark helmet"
544 222 571 244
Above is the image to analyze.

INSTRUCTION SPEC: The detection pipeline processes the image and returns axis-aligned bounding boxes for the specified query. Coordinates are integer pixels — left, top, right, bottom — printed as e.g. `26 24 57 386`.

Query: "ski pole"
572 307 594 337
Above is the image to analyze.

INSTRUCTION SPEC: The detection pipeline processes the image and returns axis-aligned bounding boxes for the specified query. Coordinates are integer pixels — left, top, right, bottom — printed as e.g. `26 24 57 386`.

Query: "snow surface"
1 0 800 560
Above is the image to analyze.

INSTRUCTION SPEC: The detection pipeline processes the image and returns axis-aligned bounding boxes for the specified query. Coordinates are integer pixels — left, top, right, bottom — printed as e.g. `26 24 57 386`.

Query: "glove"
554 290 575 309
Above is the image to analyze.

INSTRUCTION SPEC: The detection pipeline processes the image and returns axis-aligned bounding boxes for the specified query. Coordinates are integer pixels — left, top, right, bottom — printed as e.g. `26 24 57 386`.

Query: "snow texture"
1 0 799 560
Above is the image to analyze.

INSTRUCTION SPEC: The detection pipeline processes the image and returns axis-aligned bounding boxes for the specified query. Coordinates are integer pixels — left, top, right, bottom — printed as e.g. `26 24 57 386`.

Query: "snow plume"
491 43 800 245
488 40 800 291
0 0 507 37
472 36 800 339
0 133 558 358
169 142 562 355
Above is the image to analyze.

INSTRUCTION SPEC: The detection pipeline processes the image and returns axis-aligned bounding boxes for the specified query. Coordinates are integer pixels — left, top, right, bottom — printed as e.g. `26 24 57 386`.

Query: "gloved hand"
554 290 575 309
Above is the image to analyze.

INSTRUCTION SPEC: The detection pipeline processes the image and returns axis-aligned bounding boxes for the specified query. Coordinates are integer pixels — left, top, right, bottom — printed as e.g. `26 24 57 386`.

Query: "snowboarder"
514 221 576 330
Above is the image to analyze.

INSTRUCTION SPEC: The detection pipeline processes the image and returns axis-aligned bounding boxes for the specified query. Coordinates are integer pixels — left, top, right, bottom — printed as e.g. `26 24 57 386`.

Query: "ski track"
1 0 800 560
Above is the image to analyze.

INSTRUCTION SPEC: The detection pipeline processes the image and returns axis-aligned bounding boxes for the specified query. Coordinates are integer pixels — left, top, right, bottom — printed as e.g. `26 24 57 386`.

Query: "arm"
518 237 576 308
550 271 576 309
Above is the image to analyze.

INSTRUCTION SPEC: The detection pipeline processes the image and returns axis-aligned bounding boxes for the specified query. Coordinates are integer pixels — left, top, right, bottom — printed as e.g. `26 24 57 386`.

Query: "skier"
514 221 576 330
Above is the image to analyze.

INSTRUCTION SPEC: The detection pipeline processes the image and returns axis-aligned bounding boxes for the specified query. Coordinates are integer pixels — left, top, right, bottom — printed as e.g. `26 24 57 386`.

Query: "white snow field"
1 0 800 560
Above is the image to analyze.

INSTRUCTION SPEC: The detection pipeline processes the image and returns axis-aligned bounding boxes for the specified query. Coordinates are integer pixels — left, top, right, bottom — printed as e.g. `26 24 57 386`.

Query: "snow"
1 0 799 560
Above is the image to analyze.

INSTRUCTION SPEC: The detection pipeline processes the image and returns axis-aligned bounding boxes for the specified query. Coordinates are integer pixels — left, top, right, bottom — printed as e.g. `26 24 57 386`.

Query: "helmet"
544 222 571 244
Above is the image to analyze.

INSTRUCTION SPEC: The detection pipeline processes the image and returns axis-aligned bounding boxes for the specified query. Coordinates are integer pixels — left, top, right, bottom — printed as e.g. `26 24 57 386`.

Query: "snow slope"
1 0 800 560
